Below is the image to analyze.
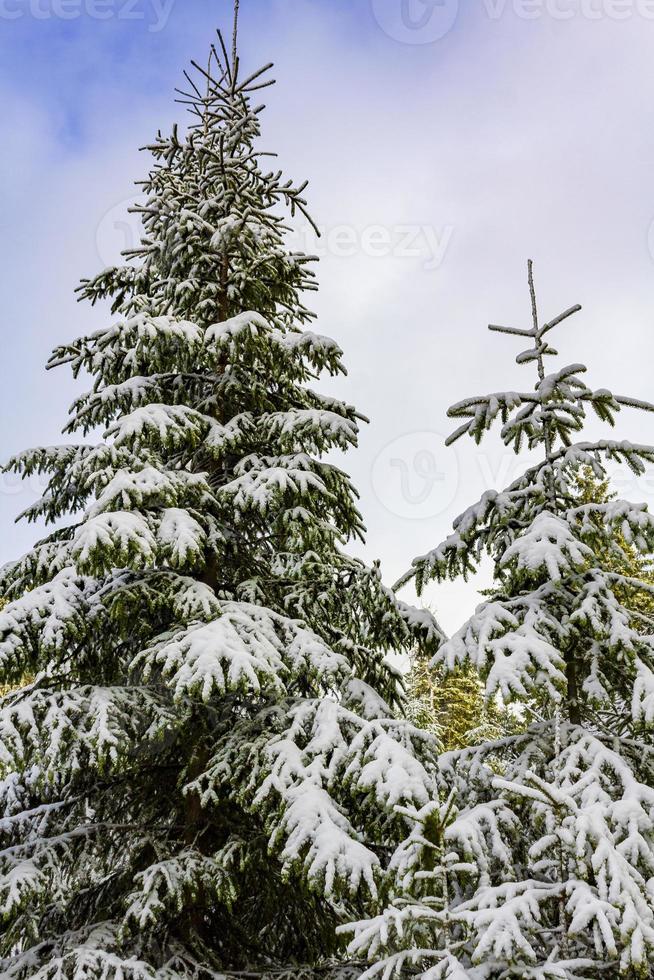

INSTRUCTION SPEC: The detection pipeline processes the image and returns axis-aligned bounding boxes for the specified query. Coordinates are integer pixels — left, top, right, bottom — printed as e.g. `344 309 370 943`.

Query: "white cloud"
2 2 654 633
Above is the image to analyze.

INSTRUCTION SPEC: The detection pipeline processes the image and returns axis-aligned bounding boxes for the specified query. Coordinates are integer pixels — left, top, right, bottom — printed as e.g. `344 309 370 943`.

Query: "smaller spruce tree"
344 263 654 979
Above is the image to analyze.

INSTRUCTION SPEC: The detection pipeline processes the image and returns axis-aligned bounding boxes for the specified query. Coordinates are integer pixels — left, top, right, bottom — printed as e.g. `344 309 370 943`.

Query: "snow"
221 453 332 514
0 568 96 678
106 403 208 450
72 511 157 572
500 512 592 581
633 661 654 724
437 595 566 704
87 466 208 518
156 508 206 568
138 602 350 702
205 310 270 345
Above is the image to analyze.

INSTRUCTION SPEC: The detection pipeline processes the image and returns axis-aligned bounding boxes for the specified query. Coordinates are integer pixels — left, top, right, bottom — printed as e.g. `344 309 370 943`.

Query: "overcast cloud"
3 0 654 633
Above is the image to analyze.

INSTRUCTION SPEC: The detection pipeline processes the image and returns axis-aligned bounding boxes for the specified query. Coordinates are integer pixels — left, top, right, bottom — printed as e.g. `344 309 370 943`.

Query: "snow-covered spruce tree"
0 24 442 979
344 262 654 978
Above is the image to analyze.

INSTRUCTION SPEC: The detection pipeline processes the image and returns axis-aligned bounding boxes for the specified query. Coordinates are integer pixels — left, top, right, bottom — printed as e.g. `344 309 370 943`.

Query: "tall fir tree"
0 18 442 978
345 263 654 978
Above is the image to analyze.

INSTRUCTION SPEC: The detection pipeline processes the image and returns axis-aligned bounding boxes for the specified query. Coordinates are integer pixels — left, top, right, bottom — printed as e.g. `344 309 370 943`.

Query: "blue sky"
3 0 654 630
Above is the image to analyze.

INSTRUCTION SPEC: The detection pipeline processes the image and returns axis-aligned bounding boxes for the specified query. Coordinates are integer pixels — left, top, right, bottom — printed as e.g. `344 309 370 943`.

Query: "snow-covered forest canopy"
2 5 654 980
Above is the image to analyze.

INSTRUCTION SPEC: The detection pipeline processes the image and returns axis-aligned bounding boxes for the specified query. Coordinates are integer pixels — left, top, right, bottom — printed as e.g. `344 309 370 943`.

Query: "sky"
3 0 654 634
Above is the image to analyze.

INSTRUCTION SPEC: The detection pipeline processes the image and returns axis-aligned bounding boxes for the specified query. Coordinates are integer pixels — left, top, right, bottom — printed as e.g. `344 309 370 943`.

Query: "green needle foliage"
0 20 442 979
345 263 654 978
572 466 654 624
406 651 514 751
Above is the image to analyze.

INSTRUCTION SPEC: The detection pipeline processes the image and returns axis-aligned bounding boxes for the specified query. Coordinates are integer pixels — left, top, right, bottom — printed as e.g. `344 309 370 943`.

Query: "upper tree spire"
488 261 581 374
232 0 240 67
